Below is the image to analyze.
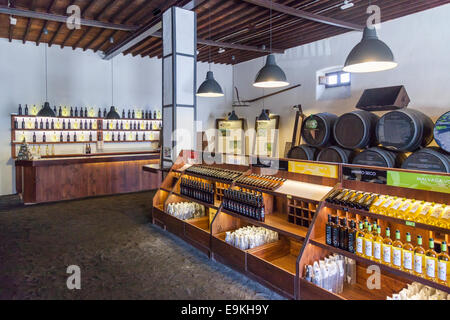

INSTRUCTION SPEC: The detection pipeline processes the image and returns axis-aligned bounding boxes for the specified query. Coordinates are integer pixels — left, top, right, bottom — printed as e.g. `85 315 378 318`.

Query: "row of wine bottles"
223 188 265 222
32 132 94 143
180 177 215 204
17 104 161 120
15 118 97 130
325 217 450 285
185 165 242 182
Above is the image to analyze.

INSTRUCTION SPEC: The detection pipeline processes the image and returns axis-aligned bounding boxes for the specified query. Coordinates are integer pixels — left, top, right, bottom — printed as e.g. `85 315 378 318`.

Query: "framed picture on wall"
215 118 246 155
253 114 280 158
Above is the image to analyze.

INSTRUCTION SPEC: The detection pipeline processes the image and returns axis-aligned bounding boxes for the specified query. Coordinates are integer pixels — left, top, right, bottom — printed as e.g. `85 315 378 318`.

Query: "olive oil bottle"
392 230 403 270
373 225 383 263
402 232 414 274
370 195 388 214
414 202 434 223
414 235 425 276
437 241 449 286
425 238 437 281
378 196 396 216
356 222 365 257
396 199 414 219
382 228 393 267
404 200 423 220
364 225 374 260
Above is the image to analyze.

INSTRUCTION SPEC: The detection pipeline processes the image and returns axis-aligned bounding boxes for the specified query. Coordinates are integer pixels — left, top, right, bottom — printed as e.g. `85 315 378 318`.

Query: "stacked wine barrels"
289 108 449 172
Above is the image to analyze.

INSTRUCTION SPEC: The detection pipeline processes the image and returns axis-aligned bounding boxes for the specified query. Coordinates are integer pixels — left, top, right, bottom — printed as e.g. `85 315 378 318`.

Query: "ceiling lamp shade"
253 54 289 88
37 102 56 117
343 27 398 73
197 71 224 97
228 110 239 121
257 109 271 121
106 106 121 119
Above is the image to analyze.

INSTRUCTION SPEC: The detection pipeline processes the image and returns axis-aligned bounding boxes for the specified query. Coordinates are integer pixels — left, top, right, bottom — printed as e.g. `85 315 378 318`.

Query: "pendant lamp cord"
111 59 114 106
45 44 48 101
208 3 211 71
269 0 272 52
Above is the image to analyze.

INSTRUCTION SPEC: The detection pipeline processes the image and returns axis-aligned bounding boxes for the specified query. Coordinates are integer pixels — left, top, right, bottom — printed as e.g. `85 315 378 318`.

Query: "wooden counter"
15 152 162 204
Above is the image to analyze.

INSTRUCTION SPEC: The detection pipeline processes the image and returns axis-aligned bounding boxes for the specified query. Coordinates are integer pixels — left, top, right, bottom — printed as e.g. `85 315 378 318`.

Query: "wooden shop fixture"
152 151 450 300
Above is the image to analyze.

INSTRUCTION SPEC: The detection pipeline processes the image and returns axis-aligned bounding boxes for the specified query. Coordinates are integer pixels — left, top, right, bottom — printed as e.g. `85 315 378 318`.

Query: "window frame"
324 71 351 88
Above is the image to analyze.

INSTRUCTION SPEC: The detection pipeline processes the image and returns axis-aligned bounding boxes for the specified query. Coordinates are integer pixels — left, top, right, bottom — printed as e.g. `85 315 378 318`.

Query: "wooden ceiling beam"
241 0 364 31
72 0 120 50
22 0 37 44
36 0 57 46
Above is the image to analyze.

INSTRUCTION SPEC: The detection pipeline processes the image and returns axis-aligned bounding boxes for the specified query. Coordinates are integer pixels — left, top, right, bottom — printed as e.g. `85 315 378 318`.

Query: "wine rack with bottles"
299 165 450 300
11 113 162 158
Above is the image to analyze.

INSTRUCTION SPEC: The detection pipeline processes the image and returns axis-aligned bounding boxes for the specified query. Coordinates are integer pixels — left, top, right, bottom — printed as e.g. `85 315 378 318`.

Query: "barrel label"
288 161 338 178
342 166 387 184
387 171 450 194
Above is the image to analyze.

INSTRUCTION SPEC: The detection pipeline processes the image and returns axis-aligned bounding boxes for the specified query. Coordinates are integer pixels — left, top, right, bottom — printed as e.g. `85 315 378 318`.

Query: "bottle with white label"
414 235 425 276
356 222 365 257
425 238 437 281
402 232 414 274
382 228 393 266
373 225 383 262
437 241 449 286
364 225 374 260
392 230 403 270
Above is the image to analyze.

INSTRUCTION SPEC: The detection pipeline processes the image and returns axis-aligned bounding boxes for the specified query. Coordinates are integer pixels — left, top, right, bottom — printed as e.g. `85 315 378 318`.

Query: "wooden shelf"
12 114 162 121
221 208 308 241
13 128 98 131
171 191 221 210
100 129 161 132
13 141 96 145
103 140 160 143
324 202 450 234
309 236 450 294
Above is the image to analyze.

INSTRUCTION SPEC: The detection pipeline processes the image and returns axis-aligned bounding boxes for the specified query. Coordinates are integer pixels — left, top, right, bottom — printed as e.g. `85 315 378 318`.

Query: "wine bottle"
85 107 88 118
25 104 29 115
40 119 44 129
70 107 74 117
21 119 25 129
60 132 63 142
122 110 125 118
326 214 333 245
53 106 57 115
98 109 102 118
18 104 22 115
58 106 62 117
67 132 70 142
74 107 78 117
103 108 107 118
132 110 135 119
14 119 18 129
128 110 131 119
33 132 36 143
153 111 157 119
51 119 54 129
43 132 46 143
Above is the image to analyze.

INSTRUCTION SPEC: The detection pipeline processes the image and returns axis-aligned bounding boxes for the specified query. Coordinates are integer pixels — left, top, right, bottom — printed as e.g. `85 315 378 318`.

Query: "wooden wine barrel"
352 147 405 168
376 109 434 152
301 113 338 147
316 146 353 164
401 147 450 173
287 145 318 161
333 110 379 149
434 111 450 153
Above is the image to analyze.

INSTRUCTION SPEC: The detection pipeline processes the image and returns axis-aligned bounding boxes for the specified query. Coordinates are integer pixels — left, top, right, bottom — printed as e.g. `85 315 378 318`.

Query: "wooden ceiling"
0 0 448 64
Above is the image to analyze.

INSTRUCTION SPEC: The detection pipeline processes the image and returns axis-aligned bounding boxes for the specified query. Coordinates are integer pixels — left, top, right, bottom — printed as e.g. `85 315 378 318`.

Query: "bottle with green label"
402 232 414 274
382 228 392 266
437 241 449 286
414 235 425 276
425 238 437 281
392 230 403 270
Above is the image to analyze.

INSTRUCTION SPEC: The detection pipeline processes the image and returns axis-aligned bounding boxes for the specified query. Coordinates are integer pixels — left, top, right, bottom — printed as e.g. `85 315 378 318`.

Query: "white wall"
233 4 450 156
0 40 232 196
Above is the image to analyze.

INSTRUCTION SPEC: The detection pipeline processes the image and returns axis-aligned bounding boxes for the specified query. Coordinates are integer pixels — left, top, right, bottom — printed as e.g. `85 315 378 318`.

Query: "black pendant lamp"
228 110 239 121
107 59 121 119
37 44 56 117
343 27 397 73
257 109 271 122
253 1 288 88
197 5 224 98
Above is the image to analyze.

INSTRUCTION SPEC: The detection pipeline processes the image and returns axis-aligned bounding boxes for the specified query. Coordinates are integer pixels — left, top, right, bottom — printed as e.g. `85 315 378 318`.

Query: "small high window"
324 71 351 88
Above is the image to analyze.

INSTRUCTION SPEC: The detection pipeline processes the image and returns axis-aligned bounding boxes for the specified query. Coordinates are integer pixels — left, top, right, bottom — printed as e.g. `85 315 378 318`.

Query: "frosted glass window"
162 9 172 56
176 55 195 106
163 57 173 105
175 7 195 55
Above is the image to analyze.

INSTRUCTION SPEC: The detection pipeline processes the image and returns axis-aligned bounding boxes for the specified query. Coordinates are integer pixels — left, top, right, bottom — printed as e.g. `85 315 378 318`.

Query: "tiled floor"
0 192 284 300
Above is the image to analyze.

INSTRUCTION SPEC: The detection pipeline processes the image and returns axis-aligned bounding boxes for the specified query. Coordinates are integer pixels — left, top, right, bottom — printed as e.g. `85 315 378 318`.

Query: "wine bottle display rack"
235 174 286 191
287 197 318 228
184 165 243 182
153 152 450 300
11 114 161 158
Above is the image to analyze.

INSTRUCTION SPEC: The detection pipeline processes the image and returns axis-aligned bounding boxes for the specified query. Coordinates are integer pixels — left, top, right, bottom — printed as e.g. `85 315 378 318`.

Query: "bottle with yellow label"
396 199 414 219
356 222 365 257
438 206 450 229
382 228 393 266
437 241 449 286
392 230 403 270
373 225 383 263
427 204 445 226
370 195 388 214
414 202 434 224
414 235 425 276
387 197 405 217
402 232 414 274
425 238 437 281
378 196 396 216
404 200 424 221
364 224 374 260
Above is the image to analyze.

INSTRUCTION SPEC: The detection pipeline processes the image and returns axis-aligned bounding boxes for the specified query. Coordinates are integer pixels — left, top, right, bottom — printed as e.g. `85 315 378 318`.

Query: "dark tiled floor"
0 192 284 300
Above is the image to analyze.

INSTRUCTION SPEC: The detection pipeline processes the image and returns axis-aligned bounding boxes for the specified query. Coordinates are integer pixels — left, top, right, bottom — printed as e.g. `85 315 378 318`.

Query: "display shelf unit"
151 150 337 299
298 164 450 300
11 114 161 158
